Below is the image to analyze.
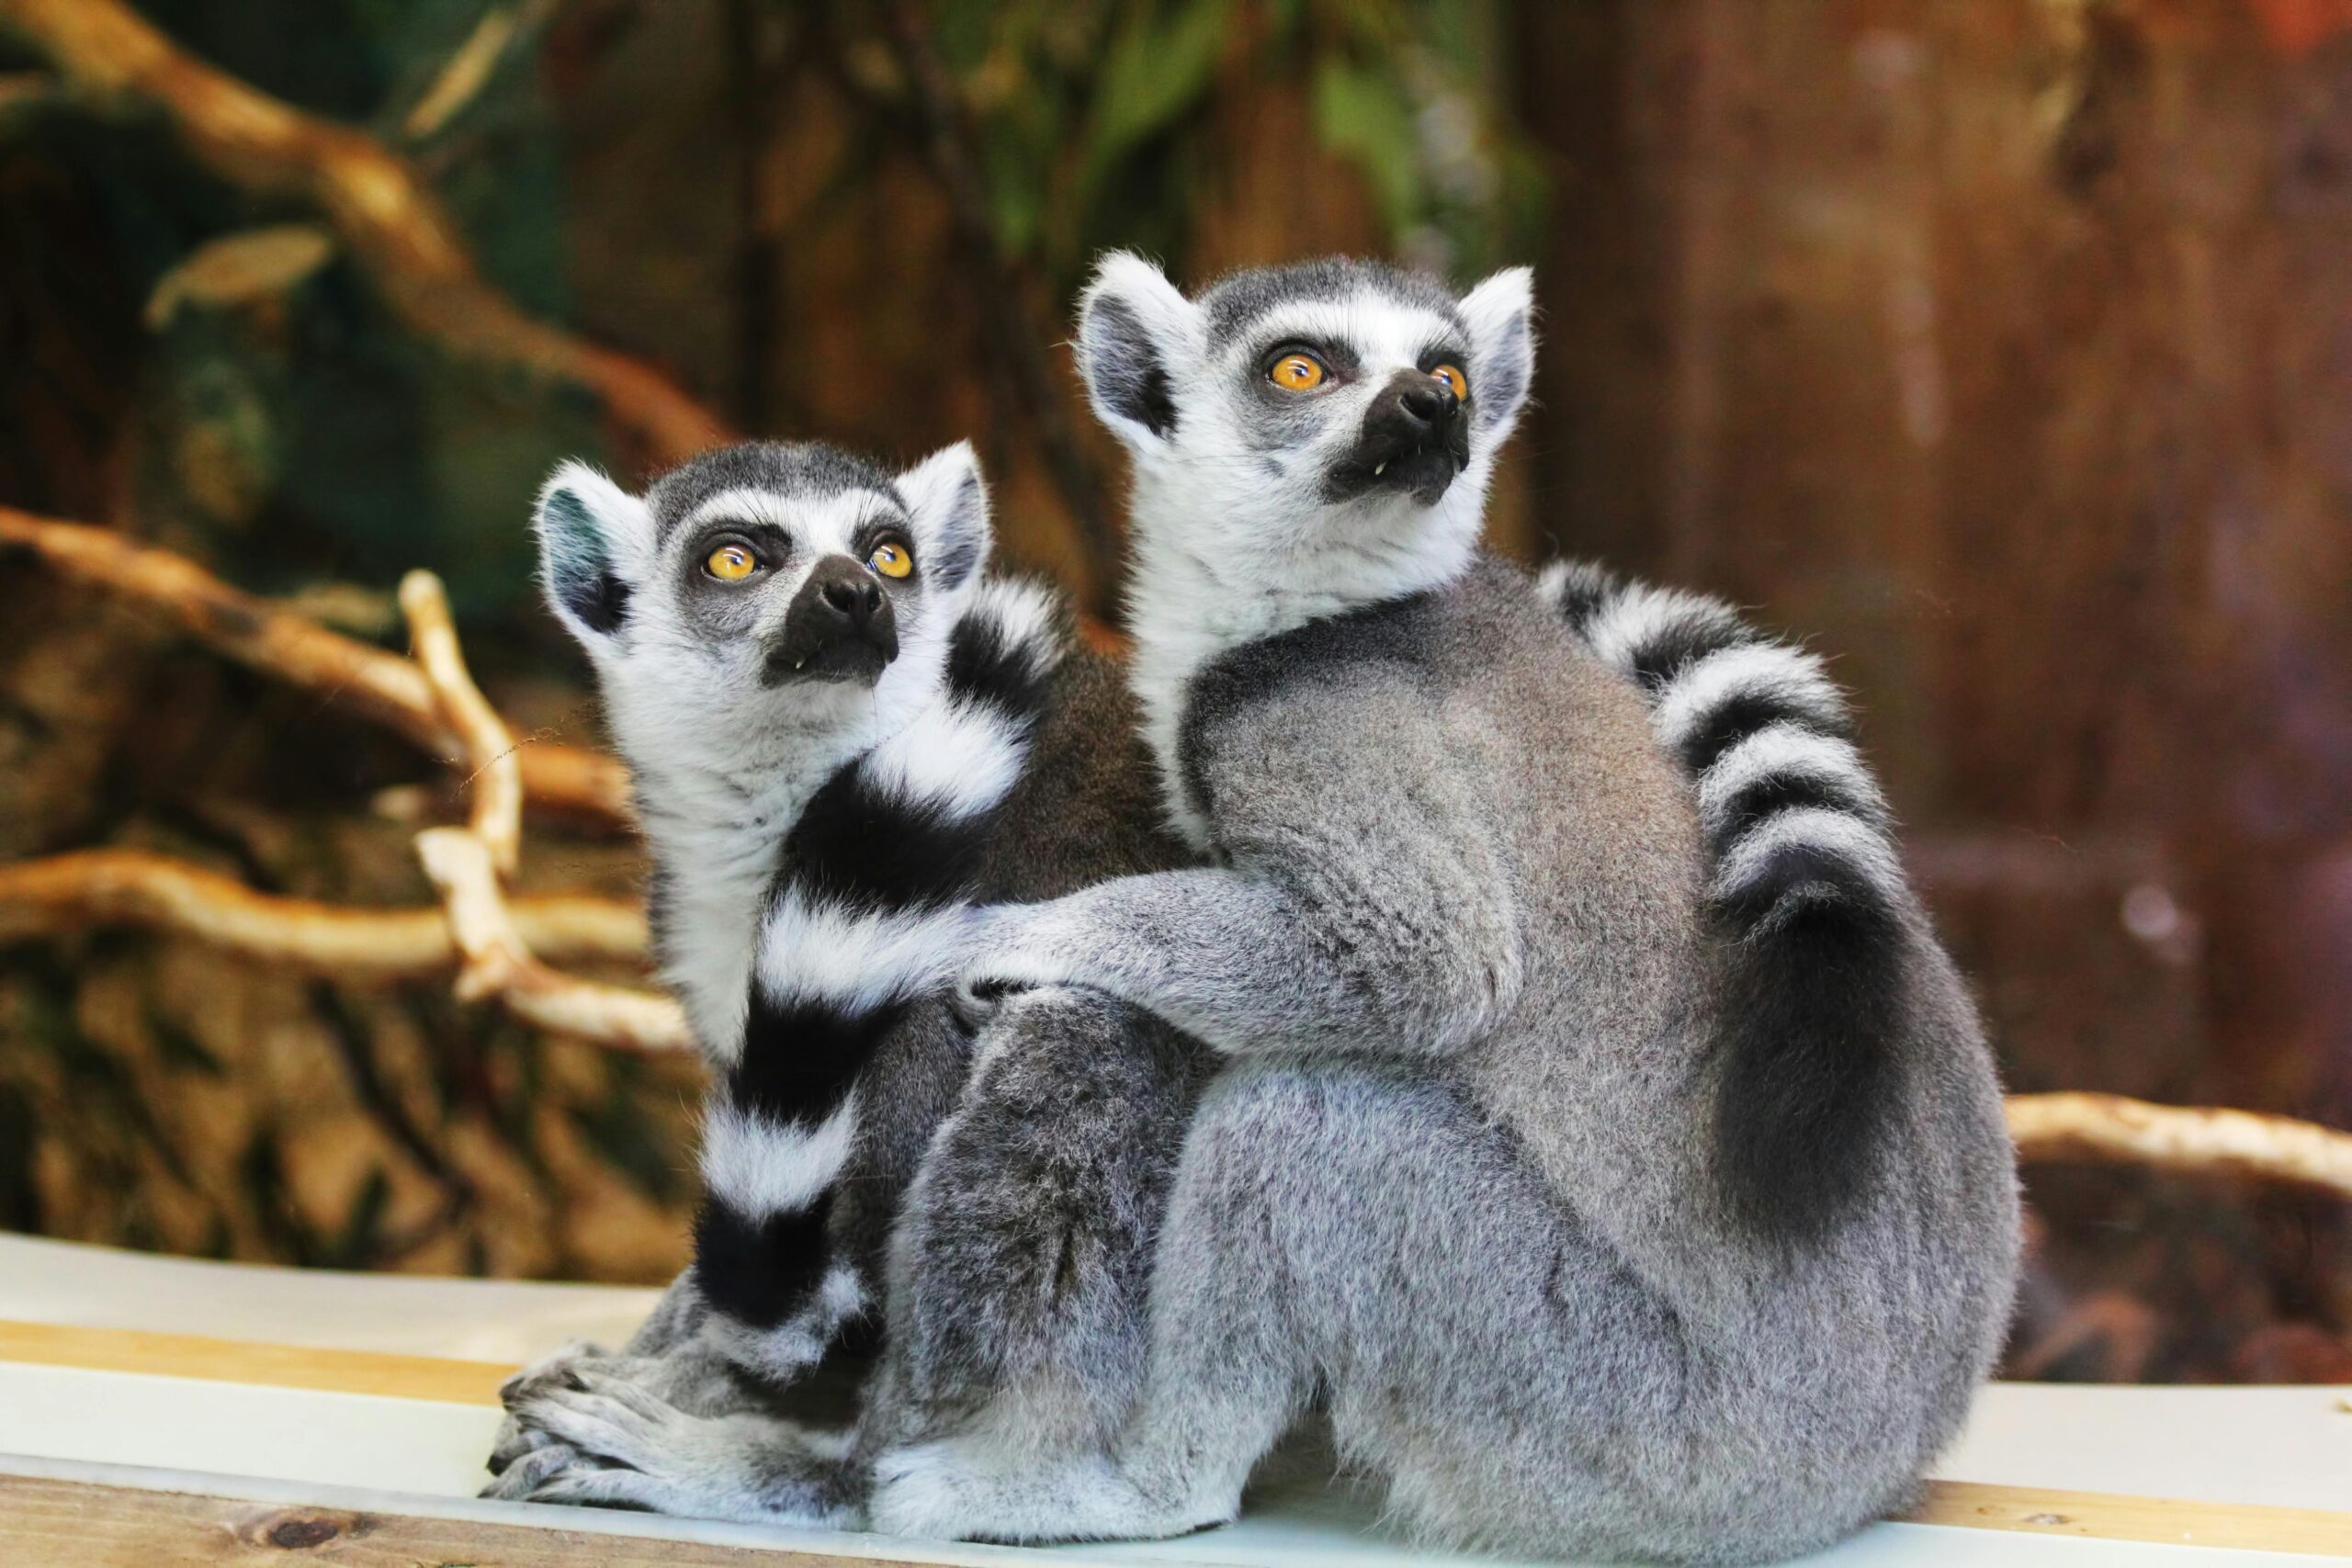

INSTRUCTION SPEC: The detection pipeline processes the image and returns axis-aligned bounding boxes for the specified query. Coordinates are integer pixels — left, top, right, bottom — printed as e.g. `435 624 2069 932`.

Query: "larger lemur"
849 256 2023 1563
484 439 1208 1516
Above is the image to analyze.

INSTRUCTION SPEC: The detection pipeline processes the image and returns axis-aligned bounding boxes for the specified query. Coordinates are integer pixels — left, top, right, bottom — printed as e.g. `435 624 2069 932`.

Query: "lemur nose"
822 574 882 623
1396 378 1456 430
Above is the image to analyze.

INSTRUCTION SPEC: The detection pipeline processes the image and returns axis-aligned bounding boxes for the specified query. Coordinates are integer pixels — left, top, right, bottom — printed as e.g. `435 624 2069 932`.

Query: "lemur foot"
503 1369 859 1526
869 1440 1234 1544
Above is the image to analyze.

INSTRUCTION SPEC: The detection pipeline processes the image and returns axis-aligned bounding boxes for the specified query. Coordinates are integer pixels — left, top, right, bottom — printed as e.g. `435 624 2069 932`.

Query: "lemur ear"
895 441 989 594
534 460 654 646
1459 266 1536 441
1074 250 1197 450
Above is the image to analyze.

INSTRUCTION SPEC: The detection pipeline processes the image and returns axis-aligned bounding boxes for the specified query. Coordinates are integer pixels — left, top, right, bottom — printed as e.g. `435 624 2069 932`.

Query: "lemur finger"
950 974 1028 1035
509 1387 664 1463
481 1440 593 1501
486 1415 561 1473
498 1338 612 1403
529 1465 681 1513
571 1367 684 1424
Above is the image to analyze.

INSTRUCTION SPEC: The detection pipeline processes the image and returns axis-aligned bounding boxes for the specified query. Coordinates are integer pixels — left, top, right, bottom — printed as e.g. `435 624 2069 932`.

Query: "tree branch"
415 827 689 1054
1 505 632 828
0 0 730 469
0 849 646 974
2007 1092 2352 1203
400 570 524 877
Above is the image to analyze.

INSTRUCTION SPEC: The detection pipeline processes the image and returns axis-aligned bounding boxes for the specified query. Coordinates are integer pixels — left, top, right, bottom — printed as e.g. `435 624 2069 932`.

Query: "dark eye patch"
1249 336 1362 382
686 520 794 570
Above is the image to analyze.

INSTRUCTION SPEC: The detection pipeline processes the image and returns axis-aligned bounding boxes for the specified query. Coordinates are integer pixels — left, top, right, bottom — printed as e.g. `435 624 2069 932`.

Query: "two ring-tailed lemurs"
857 256 2019 1563
496 259 2018 1562
485 440 1205 1517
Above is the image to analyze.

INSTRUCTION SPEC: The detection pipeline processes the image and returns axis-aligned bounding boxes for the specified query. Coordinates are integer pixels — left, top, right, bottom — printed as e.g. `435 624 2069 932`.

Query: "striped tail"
1540 561 1911 1241
692 578 1066 1378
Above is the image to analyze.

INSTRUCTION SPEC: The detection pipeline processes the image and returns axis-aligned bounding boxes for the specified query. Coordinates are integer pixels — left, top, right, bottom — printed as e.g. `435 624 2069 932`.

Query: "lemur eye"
1269 353 1329 392
868 540 914 580
705 542 759 581
1430 364 1469 400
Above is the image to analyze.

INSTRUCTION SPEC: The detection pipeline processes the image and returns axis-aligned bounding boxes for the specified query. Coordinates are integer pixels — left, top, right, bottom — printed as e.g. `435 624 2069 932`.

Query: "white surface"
1 1233 2346 1564
0 1232 661 1361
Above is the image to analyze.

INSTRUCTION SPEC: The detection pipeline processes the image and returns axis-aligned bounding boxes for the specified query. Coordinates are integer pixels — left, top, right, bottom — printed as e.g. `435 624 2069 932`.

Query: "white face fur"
1070 252 1537 840
533 439 992 808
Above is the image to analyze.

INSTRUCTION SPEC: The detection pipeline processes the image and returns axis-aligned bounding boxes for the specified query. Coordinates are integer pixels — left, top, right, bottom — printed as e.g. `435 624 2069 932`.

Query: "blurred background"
1 0 2347 1383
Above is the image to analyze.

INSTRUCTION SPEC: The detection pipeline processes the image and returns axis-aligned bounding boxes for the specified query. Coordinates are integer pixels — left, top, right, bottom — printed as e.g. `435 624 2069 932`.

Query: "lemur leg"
864 987 1204 1464
499 987 1201 1528
869 1055 1697 1555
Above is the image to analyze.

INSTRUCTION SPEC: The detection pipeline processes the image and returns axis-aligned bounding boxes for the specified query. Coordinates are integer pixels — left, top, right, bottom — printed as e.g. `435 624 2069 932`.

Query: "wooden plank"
1905 1480 2352 1556
0 1319 509 1406
4 1322 2349 1554
0 1472 900 1566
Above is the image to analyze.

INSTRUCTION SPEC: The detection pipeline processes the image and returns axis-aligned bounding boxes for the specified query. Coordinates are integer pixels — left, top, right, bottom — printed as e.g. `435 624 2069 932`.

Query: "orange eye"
1269 353 1328 391
706 543 757 581
868 540 913 580
1430 363 1468 400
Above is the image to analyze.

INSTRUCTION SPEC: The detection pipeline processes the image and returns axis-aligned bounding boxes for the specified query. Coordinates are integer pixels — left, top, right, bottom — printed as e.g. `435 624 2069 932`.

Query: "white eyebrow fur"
1231 293 1464 366
681 487 901 554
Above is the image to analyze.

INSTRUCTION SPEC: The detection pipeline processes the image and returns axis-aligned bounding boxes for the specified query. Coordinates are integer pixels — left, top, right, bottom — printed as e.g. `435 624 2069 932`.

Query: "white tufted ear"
894 441 990 593
1073 251 1200 451
533 460 655 645
1458 266 1536 441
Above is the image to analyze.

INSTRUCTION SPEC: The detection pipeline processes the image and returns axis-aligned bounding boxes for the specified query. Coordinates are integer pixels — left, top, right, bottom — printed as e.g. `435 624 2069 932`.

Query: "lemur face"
1073 254 1534 570
532 440 990 771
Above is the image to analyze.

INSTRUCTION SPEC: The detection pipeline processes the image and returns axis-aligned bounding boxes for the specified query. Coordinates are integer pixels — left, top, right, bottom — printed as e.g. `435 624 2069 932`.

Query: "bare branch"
0 0 730 468
2008 1092 2352 1202
400 570 524 877
0 849 646 975
0 506 632 828
414 828 690 1054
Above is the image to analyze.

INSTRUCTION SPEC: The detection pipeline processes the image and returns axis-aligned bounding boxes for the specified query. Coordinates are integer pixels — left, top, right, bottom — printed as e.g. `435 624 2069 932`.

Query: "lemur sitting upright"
486 439 1206 1517
859 256 2020 1563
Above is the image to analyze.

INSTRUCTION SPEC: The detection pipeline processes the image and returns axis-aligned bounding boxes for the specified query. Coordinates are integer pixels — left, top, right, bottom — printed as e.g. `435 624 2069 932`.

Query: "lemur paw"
505 1369 858 1526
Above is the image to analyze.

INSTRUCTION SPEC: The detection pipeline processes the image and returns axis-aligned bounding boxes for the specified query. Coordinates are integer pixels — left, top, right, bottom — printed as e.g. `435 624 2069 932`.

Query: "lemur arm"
965 779 1525 1059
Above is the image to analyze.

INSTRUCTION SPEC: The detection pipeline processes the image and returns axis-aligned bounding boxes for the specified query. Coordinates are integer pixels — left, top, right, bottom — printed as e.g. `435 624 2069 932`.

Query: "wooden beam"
0 1320 508 1406
1908 1479 2352 1555
0 1472 899 1566
2 1322 2348 1555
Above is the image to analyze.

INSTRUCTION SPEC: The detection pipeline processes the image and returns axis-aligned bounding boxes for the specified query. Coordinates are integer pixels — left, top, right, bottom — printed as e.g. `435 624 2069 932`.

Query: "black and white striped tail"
692 578 1066 1377
1541 561 1910 1241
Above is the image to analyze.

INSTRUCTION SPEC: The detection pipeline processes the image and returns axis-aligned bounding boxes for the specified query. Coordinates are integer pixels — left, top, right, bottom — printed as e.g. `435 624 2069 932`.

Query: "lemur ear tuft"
1074 251 1195 449
1459 266 1536 440
534 460 653 645
896 441 989 594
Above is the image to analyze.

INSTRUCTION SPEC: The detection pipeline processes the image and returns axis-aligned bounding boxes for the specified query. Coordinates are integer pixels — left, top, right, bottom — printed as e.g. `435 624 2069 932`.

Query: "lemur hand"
950 903 1076 1034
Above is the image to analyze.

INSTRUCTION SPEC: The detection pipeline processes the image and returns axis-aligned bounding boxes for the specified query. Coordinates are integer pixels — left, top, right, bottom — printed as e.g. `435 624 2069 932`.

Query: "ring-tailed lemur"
862 255 2018 1563
485 439 1206 1517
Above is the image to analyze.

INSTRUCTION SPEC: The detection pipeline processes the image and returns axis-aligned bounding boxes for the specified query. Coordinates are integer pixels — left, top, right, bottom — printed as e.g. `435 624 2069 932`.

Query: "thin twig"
2008 1092 2352 1202
400 570 524 877
0 0 729 468
0 849 646 974
414 828 690 1054
1 506 632 827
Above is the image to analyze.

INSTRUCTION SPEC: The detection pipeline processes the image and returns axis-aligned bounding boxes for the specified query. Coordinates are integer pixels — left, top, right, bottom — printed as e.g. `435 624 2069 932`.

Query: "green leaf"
1079 0 1231 198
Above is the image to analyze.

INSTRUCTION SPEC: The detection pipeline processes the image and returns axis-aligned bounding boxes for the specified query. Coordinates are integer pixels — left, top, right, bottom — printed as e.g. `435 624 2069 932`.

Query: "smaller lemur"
490 438 1207 1517
532 439 1063 1383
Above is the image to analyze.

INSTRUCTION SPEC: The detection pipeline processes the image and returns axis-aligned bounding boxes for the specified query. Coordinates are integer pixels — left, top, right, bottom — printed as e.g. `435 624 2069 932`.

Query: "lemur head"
533 440 990 788
1074 254 1534 607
